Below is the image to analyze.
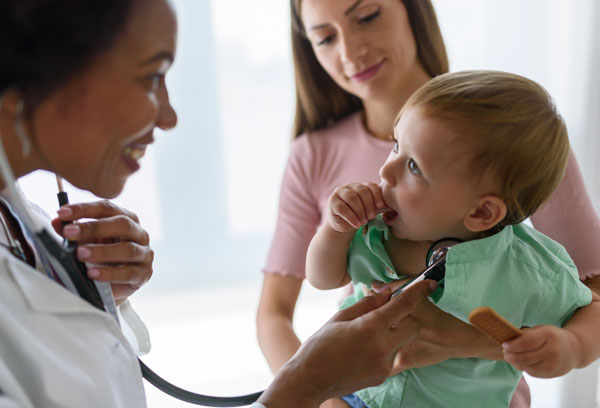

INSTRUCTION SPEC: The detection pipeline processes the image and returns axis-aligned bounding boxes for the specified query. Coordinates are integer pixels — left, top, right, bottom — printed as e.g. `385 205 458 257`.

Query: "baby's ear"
464 195 507 232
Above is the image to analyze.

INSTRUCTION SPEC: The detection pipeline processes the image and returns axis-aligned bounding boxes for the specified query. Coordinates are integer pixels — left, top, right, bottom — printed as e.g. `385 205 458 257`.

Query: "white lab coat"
0 188 149 407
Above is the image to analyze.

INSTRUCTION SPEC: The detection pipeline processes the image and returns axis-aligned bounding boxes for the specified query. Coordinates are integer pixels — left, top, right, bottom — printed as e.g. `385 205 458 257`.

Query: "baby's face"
379 107 484 242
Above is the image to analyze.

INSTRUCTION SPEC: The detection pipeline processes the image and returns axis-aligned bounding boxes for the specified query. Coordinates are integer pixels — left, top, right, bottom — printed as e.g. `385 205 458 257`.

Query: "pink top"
263 112 600 281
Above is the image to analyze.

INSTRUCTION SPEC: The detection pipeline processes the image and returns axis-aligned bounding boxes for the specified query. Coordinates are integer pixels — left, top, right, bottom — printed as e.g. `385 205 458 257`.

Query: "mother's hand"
52 200 153 305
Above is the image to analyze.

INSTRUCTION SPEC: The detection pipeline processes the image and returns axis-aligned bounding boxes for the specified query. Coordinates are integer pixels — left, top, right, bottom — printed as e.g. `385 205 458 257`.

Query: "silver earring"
15 99 32 157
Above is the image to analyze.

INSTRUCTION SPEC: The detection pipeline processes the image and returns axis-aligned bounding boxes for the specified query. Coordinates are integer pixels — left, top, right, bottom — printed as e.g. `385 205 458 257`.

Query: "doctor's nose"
156 84 178 131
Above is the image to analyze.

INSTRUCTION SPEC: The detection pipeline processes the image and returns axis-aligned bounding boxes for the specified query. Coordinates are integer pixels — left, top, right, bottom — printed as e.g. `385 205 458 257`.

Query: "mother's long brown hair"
290 0 449 138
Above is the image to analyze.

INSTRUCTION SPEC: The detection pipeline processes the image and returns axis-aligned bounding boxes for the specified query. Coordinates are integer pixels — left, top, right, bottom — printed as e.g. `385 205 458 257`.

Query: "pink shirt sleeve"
262 135 320 279
531 149 600 280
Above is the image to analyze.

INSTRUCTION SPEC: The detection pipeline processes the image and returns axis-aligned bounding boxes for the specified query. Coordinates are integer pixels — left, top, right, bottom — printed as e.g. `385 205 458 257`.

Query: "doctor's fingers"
61 215 150 246
89 264 152 287
334 289 392 322
112 280 144 305
374 280 434 331
333 290 421 357
76 241 154 265
56 200 140 224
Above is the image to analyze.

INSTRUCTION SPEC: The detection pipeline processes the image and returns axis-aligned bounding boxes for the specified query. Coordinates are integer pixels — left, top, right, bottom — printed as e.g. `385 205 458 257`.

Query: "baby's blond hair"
400 70 569 227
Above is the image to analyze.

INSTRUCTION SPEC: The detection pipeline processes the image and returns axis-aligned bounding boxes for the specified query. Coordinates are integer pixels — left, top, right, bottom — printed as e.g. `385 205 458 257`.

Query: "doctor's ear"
0 89 24 118
464 195 507 232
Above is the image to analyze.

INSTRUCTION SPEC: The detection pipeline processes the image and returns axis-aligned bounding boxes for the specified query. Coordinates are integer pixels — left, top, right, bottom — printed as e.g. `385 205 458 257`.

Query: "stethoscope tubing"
139 359 263 406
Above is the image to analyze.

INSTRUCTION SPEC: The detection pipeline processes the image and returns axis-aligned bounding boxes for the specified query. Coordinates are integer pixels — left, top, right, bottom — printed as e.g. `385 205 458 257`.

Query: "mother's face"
300 0 422 103
32 0 178 198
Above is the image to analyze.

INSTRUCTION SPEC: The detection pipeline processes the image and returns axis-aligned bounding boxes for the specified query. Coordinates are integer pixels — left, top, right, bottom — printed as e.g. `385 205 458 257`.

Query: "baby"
306 70 592 408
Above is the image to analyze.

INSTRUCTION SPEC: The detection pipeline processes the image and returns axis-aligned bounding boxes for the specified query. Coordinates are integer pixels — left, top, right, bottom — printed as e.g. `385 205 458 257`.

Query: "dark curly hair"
0 0 138 108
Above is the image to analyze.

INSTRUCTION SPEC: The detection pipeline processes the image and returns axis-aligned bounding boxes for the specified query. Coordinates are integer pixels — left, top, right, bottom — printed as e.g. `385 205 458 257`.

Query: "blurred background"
20 0 600 406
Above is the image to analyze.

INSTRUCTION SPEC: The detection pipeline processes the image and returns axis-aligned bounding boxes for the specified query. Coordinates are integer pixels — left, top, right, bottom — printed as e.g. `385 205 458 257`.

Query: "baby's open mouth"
382 210 398 225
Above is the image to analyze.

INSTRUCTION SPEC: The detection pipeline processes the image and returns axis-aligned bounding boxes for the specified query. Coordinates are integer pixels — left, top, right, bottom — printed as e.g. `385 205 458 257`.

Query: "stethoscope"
391 238 462 298
0 95 459 406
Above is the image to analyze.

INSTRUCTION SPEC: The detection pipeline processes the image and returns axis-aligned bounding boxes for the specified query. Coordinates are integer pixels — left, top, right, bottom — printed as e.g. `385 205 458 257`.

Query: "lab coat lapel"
5 255 111 318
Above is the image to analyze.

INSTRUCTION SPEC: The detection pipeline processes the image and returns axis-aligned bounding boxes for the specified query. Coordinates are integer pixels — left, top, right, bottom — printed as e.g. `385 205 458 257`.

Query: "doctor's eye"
407 159 422 175
142 73 164 92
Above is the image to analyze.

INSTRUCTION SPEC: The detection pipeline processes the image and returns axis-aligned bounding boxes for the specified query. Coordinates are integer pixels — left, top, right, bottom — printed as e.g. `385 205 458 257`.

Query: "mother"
0 0 433 406
257 1 600 407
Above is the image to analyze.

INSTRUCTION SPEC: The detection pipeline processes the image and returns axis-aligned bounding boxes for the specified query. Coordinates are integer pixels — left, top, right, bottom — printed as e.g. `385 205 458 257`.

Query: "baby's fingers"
503 344 546 369
364 182 388 212
354 183 385 220
502 326 550 353
329 196 362 230
331 186 368 227
504 343 569 378
503 326 578 378
343 183 384 221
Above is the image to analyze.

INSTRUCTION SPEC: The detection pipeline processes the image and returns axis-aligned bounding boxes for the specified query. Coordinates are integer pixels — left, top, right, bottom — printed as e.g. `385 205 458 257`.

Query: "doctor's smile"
122 140 152 172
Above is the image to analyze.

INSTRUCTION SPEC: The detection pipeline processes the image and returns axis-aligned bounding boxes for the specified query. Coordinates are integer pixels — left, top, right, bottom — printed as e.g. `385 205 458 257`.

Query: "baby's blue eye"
408 159 421 175
393 142 399 153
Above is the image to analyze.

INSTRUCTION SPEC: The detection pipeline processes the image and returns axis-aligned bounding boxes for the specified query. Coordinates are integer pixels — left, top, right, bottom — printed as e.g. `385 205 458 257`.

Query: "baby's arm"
306 221 354 289
306 183 388 290
503 276 600 378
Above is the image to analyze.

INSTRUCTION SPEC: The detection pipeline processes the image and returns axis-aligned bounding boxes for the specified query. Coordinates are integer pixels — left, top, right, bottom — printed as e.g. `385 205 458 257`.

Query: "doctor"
0 0 432 406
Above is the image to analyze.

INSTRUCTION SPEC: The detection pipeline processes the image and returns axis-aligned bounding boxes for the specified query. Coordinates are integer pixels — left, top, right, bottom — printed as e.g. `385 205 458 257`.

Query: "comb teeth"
468 306 522 344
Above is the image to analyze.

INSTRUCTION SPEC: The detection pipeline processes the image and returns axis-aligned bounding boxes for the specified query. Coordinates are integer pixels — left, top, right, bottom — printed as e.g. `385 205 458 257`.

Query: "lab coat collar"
4 252 114 319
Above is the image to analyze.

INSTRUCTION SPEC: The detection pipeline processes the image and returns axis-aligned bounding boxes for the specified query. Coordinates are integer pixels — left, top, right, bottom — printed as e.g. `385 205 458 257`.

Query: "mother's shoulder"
297 112 364 147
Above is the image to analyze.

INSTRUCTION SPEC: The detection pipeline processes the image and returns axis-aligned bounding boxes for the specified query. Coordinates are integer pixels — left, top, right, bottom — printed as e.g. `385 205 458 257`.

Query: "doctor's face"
31 0 178 198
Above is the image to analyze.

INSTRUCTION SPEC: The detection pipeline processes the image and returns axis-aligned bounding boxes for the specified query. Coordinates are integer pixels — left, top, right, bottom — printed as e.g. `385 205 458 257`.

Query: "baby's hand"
502 325 580 378
327 183 388 233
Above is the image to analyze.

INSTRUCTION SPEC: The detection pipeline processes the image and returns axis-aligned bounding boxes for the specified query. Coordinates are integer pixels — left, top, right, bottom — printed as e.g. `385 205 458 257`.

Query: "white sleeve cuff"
249 403 266 408
118 299 151 355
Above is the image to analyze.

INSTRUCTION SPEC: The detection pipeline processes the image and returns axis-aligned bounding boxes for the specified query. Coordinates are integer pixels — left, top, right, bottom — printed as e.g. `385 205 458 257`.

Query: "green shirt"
343 216 592 408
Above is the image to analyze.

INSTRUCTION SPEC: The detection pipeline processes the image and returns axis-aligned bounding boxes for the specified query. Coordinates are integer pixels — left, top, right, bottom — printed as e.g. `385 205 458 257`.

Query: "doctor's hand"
389 293 502 374
52 200 153 305
258 281 434 408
